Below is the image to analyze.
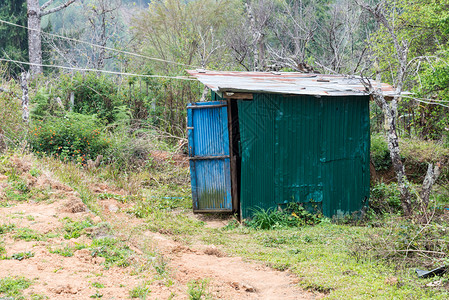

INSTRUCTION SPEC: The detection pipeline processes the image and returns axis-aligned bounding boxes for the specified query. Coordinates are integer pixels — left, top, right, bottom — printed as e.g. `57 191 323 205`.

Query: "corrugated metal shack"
186 70 395 219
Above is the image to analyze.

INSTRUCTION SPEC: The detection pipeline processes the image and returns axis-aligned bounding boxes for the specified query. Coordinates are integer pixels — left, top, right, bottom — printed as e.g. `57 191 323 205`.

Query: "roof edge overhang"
187 69 401 98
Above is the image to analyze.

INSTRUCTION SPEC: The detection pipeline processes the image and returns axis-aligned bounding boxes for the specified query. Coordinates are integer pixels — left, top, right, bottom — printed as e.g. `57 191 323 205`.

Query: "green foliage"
28 113 109 163
246 204 322 230
129 282 151 299
90 237 132 268
4 174 30 202
91 282 105 289
61 73 120 123
353 217 449 269
0 276 32 299
187 279 210 300
63 217 95 239
370 182 402 214
10 251 34 261
0 223 15 234
90 291 103 298
0 0 28 76
370 134 391 171
369 0 449 141
13 228 43 241
48 245 75 257
412 57 449 140
0 80 26 150
30 87 64 120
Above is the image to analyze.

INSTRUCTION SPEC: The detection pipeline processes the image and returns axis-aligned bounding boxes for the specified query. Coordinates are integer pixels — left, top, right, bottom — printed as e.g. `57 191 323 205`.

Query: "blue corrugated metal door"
187 101 232 212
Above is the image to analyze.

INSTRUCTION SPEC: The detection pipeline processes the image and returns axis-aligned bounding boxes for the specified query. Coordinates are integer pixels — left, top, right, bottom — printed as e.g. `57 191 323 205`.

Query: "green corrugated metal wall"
238 93 370 219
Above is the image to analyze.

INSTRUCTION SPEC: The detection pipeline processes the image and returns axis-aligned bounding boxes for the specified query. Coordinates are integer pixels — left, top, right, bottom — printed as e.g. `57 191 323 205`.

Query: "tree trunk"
420 163 441 211
370 91 413 216
27 0 43 75
97 13 107 70
385 103 413 216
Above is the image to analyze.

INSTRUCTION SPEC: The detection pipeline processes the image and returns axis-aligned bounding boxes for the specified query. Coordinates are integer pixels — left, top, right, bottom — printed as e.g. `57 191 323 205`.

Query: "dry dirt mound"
0 156 318 299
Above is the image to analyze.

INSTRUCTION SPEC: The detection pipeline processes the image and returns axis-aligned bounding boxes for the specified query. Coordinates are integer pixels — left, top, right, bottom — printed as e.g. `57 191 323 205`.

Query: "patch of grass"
0 243 5 257
0 223 15 234
13 228 43 241
129 282 151 299
89 291 103 298
0 276 32 299
91 282 105 288
98 193 128 203
245 207 298 230
90 237 132 268
187 279 210 300
10 251 34 261
30 293 48 300
153 255 169 278
213 223 449 299
26 215 35 221
62 217 95 239
29 168 41 177
48 243 87 257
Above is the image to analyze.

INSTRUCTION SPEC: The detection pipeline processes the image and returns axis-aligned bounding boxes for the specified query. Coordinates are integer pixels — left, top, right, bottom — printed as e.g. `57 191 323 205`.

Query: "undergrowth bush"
246 203 322 230
370 134 391 171
351 216 449 269
28 113 109 163
59 73 120 123
0 81 27 151
369 182 403 214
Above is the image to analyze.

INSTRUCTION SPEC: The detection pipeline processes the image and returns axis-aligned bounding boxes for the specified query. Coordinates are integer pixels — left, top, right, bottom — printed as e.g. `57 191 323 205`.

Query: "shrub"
369 182 403 214
28 113 109 163
60 73 120 123
0 81 27 151
370 134 391 171
246 204 321 230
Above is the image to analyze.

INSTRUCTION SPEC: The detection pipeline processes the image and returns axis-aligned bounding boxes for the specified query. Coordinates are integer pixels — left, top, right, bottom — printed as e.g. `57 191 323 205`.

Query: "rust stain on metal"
186 70 396 97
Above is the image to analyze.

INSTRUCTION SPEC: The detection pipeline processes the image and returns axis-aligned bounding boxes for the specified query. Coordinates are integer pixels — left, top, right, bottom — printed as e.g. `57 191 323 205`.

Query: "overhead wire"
0 58 197 80
0 18 199 68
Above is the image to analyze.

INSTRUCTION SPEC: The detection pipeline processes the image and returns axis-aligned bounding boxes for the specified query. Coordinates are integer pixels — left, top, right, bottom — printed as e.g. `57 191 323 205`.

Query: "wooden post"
20 72 30 123
70 92 75 112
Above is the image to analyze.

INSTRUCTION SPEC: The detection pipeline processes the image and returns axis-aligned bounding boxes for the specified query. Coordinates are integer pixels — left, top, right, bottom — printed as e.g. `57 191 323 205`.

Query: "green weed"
10 251 34 261
89 291 103 298
98 193 128 203
187 279 210 300
48 243 87 257
91 282 105 288
153 256 169 277
0 223 15 234
90 237 131 268
0 276 32 299
29 168 41 177
13 228 43 241
129 282 151 299
30 293 48 300
62 217 95 239
246 207 297 230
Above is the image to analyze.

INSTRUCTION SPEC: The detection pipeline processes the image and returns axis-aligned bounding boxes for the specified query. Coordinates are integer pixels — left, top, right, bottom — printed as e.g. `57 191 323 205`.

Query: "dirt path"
0 157 318 299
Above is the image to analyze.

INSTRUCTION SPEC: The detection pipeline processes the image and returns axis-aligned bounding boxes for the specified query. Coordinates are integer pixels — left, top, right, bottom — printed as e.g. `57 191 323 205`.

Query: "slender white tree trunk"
20 72 30 123
27 0 77 76
27 0 43 75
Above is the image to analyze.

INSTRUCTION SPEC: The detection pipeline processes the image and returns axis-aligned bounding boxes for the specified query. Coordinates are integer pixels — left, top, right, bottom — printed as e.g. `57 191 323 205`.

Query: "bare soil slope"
0 156 318 299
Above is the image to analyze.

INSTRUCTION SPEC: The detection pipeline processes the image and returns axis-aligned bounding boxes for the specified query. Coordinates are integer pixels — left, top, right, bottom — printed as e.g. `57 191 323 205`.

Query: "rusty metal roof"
186 70 396 97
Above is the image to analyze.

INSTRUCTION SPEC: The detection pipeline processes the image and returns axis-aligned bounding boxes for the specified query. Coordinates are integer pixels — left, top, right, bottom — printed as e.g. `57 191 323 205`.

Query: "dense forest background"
1 0 448 141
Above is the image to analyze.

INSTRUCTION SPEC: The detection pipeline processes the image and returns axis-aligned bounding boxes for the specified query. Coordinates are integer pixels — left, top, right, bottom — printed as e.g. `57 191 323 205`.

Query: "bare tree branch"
40 0 76 17
41 0 55 11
